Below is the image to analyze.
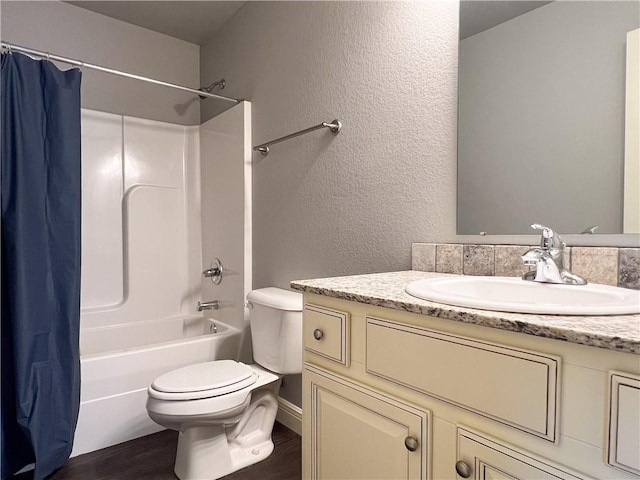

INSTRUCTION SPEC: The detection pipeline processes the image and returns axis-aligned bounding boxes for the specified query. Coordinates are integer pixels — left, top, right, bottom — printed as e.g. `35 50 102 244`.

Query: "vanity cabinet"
607 372 640 476
303 304 350 366
304 365 430 480
456 428 585 480
301 292 640 480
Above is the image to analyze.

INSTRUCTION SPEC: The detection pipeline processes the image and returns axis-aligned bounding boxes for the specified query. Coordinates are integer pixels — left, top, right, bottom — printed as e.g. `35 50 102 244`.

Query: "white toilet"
146 287 303 480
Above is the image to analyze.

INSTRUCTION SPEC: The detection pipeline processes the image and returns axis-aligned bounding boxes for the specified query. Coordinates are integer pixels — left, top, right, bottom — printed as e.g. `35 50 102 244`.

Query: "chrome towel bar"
253 119 342 156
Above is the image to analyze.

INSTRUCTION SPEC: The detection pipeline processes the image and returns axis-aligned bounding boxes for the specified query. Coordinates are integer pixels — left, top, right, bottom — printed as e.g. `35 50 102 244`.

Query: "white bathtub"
72 315 242 457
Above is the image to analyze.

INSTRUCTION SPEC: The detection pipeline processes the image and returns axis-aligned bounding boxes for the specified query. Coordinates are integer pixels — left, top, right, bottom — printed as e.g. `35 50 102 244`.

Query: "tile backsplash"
412 243 640 290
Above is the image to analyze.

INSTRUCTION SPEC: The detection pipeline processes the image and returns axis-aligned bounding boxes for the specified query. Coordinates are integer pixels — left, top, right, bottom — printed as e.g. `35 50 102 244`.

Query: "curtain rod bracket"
324 119 342 134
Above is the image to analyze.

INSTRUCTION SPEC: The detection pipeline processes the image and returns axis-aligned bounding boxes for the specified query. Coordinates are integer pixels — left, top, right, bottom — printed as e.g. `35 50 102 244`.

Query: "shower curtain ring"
46 51 50 62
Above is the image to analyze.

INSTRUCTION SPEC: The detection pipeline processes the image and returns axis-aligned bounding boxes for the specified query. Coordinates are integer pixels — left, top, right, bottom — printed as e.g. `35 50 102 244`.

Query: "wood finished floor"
13 423 301 480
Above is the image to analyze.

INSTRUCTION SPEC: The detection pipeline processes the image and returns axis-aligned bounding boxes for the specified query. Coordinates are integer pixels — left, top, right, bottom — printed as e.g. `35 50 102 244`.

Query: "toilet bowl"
146 287 303 480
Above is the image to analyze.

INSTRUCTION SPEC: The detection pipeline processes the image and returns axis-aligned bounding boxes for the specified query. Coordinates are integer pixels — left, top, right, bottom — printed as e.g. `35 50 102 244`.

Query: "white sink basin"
405 276 640 315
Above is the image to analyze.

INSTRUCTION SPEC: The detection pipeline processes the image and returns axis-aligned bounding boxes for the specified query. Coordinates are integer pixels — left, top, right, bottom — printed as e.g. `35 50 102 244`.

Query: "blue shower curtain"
1 52 82 479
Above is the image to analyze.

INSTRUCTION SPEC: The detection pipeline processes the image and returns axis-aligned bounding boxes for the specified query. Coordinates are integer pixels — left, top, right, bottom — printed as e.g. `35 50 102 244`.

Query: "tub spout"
197 300 219 311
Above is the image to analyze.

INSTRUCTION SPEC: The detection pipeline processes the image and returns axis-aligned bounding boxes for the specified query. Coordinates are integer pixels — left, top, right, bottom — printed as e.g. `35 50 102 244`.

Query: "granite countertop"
290 270 640 355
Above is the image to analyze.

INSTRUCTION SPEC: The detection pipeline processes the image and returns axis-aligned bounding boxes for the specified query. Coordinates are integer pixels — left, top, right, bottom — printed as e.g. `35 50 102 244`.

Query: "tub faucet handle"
202 258 224 285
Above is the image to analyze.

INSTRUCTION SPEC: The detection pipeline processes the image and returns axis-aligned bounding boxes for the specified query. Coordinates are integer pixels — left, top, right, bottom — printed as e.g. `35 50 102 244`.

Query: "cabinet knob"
404 436 419 452
455 460 472 478
313 329 324 340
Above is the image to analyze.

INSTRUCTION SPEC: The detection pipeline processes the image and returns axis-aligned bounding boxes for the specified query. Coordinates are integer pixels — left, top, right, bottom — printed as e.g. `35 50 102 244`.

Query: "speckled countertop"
290 271 640 355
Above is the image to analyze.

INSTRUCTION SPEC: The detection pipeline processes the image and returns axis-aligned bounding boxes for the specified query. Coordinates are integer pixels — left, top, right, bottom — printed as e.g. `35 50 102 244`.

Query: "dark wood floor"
13 422 301 480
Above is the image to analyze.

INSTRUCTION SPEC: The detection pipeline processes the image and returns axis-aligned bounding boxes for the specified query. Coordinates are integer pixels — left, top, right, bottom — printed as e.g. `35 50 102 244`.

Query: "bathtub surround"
72 110 203 456
71 104 254 456
412 243 640 290
79 111 201 329
200 102 254 364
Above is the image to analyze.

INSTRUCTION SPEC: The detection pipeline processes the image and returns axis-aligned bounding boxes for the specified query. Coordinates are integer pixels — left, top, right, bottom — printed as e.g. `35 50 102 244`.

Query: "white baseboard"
276 396 302 436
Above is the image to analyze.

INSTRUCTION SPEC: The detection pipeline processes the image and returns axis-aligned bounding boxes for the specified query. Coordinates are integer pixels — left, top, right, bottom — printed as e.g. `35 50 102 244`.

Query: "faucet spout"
521 248 564 283
522 224 587 285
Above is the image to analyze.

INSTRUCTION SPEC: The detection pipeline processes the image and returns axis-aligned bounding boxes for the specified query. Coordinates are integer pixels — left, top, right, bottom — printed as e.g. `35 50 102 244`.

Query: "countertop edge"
290 272 640 355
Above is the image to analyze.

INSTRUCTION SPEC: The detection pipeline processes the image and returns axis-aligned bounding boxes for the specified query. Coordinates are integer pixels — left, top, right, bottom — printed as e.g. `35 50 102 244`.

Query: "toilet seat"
149 360 257 401
146 364 279 420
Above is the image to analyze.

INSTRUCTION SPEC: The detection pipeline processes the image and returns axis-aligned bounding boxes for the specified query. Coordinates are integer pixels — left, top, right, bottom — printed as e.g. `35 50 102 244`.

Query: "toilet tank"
247 287 303 375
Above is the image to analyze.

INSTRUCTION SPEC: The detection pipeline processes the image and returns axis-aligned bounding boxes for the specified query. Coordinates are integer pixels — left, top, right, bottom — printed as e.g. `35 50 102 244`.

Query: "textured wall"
201 1 460 291
2 1 201 125
200 1 458 407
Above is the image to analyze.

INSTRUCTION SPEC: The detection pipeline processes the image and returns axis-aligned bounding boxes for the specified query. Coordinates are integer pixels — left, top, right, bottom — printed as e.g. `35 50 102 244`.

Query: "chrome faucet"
197 300 219 311
521 224 587 285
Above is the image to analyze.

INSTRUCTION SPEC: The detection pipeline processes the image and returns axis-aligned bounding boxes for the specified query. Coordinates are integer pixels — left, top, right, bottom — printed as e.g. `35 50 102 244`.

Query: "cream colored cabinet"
304 304 350 366
456 428 586 480
607 372 640 476
304 365 430 480
301 293 640 480
366 317 560 442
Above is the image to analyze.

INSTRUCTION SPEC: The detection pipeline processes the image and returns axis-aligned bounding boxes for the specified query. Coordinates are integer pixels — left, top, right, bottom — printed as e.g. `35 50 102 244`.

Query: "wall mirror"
457 0 639 236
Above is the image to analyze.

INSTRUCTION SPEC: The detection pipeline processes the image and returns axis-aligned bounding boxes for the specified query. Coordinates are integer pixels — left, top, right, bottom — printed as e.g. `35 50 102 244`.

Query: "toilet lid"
151 360 256 395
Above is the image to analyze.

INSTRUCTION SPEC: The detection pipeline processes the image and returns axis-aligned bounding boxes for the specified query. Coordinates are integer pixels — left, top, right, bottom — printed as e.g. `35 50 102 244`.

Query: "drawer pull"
455 460 472 478
404 436 419 452
313 329 324 340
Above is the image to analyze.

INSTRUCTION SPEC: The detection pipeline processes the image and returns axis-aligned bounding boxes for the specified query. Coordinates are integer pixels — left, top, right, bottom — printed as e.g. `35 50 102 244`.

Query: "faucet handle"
530 224 564 249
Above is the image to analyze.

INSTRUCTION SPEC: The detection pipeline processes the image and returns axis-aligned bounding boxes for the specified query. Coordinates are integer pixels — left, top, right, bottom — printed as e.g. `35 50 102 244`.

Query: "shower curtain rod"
1 41 240 103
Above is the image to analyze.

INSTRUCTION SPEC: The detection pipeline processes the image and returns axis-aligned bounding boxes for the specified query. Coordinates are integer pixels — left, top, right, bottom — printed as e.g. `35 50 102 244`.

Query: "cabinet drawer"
304 304 349 365
366 317 560 441
607 371 640 476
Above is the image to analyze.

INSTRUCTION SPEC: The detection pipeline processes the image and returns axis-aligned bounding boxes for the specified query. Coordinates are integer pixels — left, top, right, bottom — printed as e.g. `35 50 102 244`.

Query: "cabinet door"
304 365 430 480
457 428 588 480
608 372 640 476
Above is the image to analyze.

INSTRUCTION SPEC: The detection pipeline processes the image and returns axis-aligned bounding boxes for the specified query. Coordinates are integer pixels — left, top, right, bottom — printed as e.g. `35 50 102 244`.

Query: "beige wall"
1 1 201 125
201 1 460 291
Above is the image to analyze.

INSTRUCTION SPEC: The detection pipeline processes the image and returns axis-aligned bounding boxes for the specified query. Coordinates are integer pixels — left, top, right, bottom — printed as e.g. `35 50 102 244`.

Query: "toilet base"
174 389 279 480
